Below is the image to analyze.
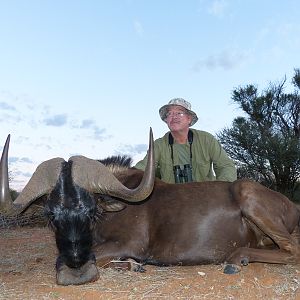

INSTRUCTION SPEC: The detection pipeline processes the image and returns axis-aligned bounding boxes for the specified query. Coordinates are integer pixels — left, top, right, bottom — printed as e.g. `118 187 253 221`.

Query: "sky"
0 0 299 191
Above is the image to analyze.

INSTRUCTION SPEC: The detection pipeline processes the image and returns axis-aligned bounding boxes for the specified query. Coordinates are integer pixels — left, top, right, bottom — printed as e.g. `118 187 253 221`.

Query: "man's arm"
210 138 237 182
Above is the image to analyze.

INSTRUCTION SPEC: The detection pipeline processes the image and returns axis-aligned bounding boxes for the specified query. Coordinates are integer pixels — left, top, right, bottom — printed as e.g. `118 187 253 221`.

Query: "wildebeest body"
93 169 300 269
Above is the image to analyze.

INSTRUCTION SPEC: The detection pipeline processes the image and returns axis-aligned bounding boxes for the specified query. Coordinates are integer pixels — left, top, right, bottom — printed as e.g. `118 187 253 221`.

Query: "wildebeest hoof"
109 259 146 272
223 264 241 274
131 262 145 272
56 260 99 285
125 258 145 272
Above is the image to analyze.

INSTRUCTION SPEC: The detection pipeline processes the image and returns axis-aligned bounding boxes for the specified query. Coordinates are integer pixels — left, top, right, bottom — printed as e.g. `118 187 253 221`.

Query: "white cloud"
80 119 95 129
207 0 228 18
134 20 144 37
192 49 249 71
0 101 16 111
114 143 148 156
43 114 68 127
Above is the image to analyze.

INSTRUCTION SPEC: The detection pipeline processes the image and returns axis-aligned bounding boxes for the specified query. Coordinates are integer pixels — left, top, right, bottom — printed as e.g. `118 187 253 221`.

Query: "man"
135 98 237 183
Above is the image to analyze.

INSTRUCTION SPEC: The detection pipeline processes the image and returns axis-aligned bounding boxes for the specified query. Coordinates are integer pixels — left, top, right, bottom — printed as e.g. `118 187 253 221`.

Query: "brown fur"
93 169 300 269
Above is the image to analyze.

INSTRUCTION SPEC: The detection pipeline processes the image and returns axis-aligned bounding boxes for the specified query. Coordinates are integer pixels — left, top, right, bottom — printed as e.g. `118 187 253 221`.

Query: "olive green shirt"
135 129 237 183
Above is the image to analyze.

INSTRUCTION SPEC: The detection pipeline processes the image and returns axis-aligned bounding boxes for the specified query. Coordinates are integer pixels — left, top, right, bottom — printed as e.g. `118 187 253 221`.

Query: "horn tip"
149 127 153 139
5 134 10 143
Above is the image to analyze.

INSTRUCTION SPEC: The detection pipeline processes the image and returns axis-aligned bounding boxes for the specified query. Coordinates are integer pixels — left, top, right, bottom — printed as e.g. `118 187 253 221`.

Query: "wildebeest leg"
98 258 145 272
224 227 300 274
93 242 145 272
224 247 299 274
225 180 300 273
226 226 300 266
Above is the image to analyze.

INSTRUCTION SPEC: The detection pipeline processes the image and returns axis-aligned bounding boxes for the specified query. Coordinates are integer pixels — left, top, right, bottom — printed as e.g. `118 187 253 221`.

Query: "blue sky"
0 0 299 190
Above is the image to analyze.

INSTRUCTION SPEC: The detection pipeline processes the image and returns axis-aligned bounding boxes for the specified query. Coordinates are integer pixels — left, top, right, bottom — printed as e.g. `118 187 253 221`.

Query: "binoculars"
173 164 193 183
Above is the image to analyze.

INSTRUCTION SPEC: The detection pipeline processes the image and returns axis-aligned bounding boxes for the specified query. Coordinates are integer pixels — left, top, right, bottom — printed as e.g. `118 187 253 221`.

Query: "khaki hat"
159 98 198 126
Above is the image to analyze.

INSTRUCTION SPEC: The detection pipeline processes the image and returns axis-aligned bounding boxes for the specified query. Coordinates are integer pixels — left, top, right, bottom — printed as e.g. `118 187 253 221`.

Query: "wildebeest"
1 130 300 286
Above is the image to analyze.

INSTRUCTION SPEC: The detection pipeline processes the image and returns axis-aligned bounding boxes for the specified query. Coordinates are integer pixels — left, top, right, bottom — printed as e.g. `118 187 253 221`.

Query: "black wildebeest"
1 130 300 286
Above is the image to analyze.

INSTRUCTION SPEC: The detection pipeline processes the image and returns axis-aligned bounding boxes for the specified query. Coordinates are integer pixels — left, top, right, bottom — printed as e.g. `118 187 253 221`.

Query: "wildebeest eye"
44 210 58 232
48 219 58 232
44 205 58 231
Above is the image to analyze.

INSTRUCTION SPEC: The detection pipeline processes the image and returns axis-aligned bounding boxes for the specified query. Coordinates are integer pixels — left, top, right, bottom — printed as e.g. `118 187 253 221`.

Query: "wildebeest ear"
96 194 126 212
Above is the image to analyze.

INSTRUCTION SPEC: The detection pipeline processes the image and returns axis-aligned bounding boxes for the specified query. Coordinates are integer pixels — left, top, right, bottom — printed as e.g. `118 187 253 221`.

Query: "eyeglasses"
166 111 187 118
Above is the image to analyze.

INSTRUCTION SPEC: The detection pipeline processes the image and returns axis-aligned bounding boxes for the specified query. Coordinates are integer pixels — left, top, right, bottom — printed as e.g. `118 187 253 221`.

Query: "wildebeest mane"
98 155 133 174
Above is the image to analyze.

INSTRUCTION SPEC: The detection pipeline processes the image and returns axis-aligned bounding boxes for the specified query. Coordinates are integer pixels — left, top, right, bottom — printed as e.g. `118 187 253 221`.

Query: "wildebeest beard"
44 161 97 269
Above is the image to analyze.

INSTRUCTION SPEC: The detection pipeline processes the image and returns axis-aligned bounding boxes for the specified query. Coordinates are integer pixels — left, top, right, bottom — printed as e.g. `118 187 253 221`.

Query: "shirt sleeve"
134 140 162 178
210 136 237 182
134 156 147 170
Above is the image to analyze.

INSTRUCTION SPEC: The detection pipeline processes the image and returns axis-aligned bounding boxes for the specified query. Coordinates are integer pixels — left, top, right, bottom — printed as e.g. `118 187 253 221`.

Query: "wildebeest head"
0 128 155 285
45 161 96 269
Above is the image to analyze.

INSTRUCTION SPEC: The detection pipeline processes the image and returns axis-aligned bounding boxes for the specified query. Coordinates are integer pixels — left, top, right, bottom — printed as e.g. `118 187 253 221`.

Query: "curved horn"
0 135 13 212
71 128 155 202
12 157 65 213
0 134 65 214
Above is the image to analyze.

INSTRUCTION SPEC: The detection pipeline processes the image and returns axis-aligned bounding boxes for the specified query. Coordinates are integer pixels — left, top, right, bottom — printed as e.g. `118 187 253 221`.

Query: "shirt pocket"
193 161 214 181
159 160 175 183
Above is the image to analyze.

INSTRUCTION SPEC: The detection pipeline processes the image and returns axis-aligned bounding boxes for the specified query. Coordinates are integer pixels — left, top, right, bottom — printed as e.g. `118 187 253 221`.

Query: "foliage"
10 189 19 201
8 170 19 200
218 69 300 200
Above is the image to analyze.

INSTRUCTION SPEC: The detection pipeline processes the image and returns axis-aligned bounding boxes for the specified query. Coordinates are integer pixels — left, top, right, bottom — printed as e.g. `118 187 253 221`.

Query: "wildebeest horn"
71 128 155 202
0 134 65 214
0 135 13 212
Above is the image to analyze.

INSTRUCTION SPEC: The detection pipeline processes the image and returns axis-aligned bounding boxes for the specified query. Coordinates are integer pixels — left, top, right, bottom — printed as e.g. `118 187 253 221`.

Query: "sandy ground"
0 226 300 300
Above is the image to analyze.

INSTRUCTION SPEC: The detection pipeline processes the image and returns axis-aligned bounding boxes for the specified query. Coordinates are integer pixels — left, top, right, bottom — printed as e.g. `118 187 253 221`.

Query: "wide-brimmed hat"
159 98 198 126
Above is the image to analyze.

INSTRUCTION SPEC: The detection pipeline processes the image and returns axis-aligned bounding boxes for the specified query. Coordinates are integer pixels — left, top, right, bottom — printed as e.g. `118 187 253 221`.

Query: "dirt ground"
0 227 300 300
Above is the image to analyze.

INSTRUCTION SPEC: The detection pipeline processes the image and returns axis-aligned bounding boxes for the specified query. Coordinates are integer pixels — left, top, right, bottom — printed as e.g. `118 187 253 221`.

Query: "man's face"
165 105 192 132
